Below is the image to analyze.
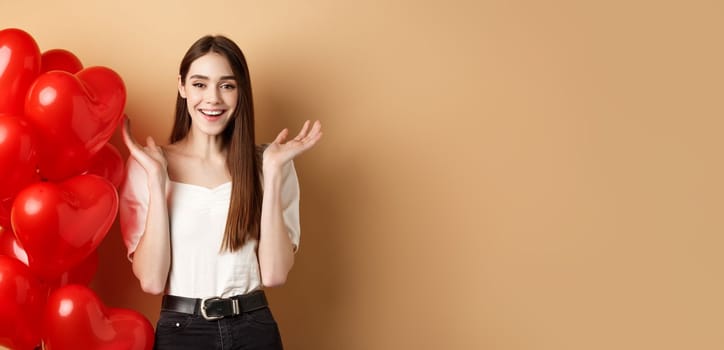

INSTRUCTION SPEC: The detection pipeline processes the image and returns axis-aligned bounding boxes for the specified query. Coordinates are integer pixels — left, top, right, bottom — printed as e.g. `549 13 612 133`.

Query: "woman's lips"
199 109 225 120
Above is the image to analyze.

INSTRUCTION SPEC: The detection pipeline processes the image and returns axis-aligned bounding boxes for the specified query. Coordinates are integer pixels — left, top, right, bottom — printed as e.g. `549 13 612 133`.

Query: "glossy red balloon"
88 142 125 189
0 256 45 350
52 250 99 288
43 285 154 350
24 66 126 180
0 225 28 264
0 225 98 290
0 197 13 229
0 114 39 199
41 49 83 74
0 28 41 115
11 174 118 280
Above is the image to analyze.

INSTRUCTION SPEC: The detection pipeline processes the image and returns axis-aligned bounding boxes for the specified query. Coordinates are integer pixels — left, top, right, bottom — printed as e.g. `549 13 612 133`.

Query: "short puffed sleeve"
119 157 149 261
281 161 302 252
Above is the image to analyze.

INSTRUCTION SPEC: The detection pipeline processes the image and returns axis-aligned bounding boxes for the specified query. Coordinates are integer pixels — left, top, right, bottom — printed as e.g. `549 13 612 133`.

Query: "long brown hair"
170 35 262 252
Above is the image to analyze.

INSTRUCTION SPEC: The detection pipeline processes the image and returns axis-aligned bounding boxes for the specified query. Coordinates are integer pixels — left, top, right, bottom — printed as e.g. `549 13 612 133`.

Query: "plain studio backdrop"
1 0 723 349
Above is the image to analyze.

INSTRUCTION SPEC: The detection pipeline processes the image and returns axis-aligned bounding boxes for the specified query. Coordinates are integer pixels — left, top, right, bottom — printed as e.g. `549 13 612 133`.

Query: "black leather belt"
161 290 268 321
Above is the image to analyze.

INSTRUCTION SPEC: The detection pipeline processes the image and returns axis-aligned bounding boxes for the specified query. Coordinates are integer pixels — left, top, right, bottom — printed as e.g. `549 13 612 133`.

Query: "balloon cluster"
0 28 153 350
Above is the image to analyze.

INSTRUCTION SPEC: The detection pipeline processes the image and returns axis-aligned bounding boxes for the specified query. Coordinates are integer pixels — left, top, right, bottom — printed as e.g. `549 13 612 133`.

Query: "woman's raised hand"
121 116 169 184
263 120 323 170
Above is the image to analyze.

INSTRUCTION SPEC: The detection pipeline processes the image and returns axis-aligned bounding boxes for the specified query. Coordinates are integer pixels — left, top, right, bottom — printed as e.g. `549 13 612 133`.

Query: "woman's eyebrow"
188 74 236 81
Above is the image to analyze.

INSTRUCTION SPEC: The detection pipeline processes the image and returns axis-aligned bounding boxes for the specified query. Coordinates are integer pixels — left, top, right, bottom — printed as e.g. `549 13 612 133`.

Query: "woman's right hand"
121 116 169 186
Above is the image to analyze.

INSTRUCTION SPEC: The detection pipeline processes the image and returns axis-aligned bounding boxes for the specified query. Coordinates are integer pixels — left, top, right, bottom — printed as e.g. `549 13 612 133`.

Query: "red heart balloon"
0 255 45 350
52 250 99 289
0 113 39 200
0 225 28 264
41 49 83 74
24 66 126 180
1 225 98 292
11 174 118 280
88 142 125 189
0 196 14 229
43 285 154 350
0 28 41 115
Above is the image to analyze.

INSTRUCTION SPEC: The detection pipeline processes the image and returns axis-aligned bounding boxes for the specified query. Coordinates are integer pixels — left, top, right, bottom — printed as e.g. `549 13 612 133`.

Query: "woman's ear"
178 75 186 98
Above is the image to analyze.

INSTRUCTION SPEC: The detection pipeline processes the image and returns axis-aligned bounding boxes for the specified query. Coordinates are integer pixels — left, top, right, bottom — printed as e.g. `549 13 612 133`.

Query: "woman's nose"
205 87 221 103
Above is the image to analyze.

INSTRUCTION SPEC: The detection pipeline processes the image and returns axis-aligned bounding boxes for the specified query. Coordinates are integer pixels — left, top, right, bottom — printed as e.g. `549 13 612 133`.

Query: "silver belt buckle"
201 297 223 320
200 297 241 321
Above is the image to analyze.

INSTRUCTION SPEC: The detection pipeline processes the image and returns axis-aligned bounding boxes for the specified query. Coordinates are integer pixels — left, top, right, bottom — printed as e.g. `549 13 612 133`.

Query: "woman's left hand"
263 120 323 170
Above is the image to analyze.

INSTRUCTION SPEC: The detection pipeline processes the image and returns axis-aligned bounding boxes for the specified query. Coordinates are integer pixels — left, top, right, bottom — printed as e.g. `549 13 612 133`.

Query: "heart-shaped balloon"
88 142 125 189
11 174 118 280
0 113 39 200
0 225 28 264
52 250 99 289
0 255 45 350
0 194 15 229
24 66 126 180
0 28 41 115
41 49 83 74
0 225 98 291
43 285 154 350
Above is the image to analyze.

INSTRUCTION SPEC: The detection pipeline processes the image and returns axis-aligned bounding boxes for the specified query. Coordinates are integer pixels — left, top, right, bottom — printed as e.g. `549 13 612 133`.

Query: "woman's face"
178 52 238 137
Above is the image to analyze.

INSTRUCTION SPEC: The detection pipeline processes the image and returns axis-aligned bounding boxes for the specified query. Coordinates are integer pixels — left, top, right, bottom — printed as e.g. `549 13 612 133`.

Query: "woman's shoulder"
159 143 178 157
160 143 188 168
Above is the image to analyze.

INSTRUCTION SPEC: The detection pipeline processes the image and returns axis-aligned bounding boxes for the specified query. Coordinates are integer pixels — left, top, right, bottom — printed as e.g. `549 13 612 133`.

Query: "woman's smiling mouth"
199 109 225 120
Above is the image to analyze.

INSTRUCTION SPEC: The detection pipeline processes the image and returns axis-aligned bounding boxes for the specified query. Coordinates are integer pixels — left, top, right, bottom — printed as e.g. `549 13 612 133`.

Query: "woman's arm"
130 174 171 294
122 117 172 295
258 164 295 287
259 120 322 287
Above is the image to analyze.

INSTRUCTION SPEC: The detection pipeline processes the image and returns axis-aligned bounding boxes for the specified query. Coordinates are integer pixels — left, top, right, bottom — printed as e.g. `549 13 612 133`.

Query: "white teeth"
201 109 223 116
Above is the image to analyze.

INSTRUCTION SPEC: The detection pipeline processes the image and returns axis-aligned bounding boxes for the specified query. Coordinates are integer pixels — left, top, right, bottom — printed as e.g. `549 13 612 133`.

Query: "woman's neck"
176 128 227 160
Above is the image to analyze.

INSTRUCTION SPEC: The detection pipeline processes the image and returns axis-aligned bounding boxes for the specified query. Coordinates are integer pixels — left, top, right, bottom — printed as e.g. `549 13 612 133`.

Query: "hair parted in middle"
170 34 262 252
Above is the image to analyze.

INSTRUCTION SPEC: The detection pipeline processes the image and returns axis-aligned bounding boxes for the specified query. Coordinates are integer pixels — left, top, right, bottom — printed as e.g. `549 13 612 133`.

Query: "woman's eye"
221 84 236 90
192 82 205 88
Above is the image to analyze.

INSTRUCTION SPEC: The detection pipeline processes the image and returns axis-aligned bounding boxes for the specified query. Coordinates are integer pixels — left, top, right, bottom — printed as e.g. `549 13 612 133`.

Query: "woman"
120 35 322 350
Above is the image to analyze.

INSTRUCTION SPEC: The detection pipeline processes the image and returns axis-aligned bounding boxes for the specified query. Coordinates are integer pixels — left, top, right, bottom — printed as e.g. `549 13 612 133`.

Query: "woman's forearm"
131 179 171 295
258 165 295 287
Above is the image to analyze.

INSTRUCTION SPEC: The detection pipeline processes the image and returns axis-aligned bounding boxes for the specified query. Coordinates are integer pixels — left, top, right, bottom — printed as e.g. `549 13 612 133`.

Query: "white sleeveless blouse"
119 158 300 298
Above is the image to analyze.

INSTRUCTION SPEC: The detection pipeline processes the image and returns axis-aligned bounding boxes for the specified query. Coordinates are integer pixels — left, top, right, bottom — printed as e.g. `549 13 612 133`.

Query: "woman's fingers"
304 120 322 143
298 120 321 147
273 128 289 144
121 117 139 150
293 120 311 141
304 130 322 150
122 118 151 162
274 120 321 147
146 136 157 150
265 120 322 164
122 117 165 171
293 121 322 154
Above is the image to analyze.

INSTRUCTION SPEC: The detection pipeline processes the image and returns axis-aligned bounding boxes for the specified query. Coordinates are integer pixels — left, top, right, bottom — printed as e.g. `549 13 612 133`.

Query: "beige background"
1 0 723 349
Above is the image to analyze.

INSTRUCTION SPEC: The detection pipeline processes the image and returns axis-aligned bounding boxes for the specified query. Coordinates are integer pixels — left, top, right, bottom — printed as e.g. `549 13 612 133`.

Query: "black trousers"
153 306 284 350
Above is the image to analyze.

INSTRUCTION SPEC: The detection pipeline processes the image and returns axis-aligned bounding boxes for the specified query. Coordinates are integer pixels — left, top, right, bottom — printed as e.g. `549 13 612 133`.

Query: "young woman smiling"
120 35 322 350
